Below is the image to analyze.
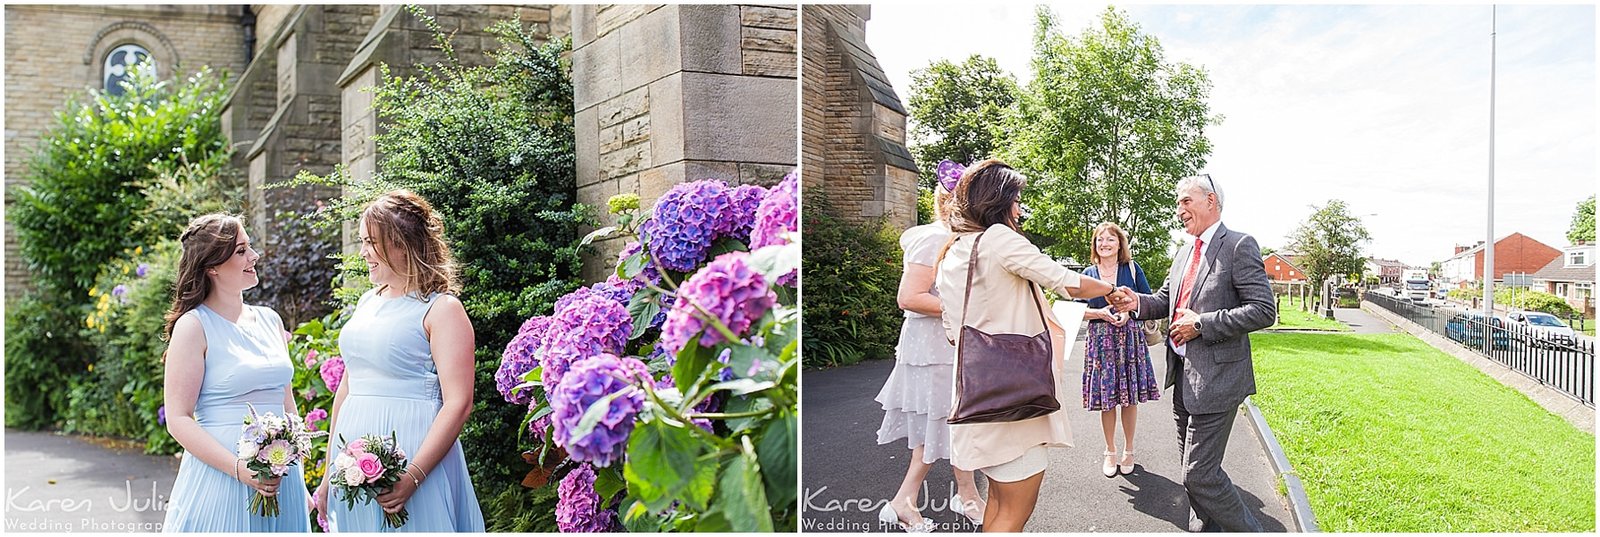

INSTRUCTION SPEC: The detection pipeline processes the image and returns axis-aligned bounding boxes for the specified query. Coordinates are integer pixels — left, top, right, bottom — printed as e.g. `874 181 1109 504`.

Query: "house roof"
1530 256 1595 284
1446 232 1554 262
1265 253 1305 273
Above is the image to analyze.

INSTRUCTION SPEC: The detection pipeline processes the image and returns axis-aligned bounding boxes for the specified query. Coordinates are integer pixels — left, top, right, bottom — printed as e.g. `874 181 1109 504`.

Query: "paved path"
801 338 1293 533
4 429 178 532
1330 307 1402 335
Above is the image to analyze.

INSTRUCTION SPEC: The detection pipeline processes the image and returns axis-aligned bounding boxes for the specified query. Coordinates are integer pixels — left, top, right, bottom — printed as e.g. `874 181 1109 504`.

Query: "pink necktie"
1172 238 1203 346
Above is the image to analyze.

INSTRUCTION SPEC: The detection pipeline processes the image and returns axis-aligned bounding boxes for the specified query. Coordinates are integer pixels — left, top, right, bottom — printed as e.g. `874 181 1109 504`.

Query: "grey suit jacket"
1131 223 1276 414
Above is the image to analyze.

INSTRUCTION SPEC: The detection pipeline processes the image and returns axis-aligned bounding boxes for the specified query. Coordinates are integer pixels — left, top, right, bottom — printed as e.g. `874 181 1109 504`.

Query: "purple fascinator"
936 159 965 191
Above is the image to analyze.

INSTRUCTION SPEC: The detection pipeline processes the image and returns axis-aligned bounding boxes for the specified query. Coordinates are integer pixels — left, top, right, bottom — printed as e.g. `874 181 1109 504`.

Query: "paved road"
4 429 178 532
801 338 1293 533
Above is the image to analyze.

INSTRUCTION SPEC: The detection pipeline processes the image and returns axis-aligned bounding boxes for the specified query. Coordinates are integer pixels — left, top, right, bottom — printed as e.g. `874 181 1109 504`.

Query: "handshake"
1104 286 1140 313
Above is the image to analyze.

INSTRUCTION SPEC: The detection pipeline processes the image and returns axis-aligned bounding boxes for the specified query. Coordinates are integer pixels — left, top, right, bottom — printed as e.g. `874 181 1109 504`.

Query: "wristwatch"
1193 317 1203 337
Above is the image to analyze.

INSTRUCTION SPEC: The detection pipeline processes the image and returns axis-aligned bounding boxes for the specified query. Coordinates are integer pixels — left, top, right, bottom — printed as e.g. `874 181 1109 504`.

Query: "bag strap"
958 231 1049 331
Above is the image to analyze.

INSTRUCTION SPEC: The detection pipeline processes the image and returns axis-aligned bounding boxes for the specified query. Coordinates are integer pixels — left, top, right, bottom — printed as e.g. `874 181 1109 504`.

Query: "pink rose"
356 453 384 480
347 438 367 454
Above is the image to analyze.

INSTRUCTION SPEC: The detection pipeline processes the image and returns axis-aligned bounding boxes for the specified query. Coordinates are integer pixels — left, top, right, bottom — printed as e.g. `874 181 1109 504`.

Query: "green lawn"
1268 295 1352 332
1251 333 1595 532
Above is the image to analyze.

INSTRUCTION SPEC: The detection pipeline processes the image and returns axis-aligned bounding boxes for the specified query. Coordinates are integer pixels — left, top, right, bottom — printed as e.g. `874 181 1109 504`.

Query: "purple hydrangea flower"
637 180 733 272
136 263 149 278
556 463 616 532
304 408 329 432
659 252 777 354
550 354 649 467
589 275 641 306
750 171 799 285
617 241 661 286
497 316 553 405
527 413 553 442
539 293 633 392
319 355 345 393
719 184 768 243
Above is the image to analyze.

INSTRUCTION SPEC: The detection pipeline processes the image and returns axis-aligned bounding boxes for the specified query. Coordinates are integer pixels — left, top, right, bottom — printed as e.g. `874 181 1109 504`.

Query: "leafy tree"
1568 195 1594 244
1287 200 1372 288
6 64 232 428
1005 6 1217 285
905 55 1019 189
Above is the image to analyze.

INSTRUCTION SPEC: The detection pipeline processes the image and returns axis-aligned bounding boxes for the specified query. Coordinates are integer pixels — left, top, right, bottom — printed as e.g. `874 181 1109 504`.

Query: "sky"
864 2 1597 268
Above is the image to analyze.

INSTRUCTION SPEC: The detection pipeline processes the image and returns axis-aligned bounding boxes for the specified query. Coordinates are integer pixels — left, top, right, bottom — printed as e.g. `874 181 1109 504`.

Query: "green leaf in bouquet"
718 437 774 532
579 225 618 249
623 418 708 512
706 378 776 397
626 289 662 340
293 318 325 338
569 390 627 444
747 241 800 282
756 412 797 511
672 343 714 395
722 395 774 434
690 509 733 532
619 248 648 280
705 236 749 260
724 345 779 381
593 464 627 509
763 306 800 356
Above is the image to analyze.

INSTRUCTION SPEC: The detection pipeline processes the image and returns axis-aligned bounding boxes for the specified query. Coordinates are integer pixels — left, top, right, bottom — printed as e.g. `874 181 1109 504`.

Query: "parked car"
1506 310 1577 349
1445 312 1511 350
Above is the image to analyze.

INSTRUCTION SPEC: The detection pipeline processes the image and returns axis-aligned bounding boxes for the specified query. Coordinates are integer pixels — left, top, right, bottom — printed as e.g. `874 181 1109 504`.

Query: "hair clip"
936 159 966 191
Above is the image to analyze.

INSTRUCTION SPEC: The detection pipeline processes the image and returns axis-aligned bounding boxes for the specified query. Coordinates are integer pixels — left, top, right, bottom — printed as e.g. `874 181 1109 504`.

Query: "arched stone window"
102 43 152 96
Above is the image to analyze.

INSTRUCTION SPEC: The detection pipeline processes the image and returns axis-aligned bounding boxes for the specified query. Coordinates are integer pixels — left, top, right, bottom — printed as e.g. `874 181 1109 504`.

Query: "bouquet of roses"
237 404 323 517
329 432 410 528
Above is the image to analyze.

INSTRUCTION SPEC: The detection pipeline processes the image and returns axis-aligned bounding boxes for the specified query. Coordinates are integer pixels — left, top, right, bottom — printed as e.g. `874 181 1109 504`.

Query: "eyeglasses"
1198 174 1217 203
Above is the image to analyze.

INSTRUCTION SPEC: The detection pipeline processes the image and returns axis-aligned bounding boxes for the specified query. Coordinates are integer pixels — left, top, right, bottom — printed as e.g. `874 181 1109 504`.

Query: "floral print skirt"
1082 320 1161 411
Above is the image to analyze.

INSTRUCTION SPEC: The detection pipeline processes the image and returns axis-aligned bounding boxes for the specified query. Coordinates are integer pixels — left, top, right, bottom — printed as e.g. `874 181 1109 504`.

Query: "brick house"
1438 232 1562 288
1364 257 1409 285
1264 252 1306 282
1531 243 1595 316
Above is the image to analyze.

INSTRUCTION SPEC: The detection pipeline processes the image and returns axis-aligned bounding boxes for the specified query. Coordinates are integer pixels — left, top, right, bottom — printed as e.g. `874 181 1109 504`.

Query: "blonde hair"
1089 222 1132 265
363 190 459 297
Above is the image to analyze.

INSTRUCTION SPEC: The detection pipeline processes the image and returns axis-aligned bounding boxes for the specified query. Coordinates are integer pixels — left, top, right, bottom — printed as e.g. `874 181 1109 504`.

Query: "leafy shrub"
70 240 183 454
247 209 339 328
283 10 587 500
285 309 347 531
1496 288 1579 319
801 193 903 368
6 64 232 429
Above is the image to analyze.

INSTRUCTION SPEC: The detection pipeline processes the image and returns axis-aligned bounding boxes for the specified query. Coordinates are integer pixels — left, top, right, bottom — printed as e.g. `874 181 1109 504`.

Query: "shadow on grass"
1118 465 1289 532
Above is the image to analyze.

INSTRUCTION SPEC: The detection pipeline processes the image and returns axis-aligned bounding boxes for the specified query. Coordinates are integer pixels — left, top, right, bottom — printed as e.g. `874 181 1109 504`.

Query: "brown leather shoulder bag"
947 231 1061 425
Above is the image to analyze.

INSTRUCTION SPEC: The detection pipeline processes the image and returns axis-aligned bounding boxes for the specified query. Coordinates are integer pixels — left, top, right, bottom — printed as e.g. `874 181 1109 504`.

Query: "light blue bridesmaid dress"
163 304 310 532
326 289 485 532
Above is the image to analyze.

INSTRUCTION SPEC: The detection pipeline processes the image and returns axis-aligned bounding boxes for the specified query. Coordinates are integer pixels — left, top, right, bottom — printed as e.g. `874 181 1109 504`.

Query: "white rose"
342 462 366 486
236 439 260 460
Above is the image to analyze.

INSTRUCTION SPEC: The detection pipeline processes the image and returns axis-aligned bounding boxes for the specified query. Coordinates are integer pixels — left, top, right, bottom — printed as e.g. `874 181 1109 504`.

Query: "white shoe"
1102 450 1119 478
950 493 983 526
879 501 935 533
1119 450 1136 475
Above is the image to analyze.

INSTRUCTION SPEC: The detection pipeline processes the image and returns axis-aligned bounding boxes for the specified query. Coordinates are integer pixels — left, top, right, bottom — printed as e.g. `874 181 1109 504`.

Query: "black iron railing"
1365 291 1594 407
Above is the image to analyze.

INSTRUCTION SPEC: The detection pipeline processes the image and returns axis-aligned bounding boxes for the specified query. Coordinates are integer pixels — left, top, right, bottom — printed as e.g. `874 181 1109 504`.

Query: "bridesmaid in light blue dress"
162 214 309 532
318 190 484 532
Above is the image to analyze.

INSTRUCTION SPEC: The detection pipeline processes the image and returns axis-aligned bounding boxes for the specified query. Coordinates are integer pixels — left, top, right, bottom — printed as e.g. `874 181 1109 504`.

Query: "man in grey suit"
1106 174 1276 532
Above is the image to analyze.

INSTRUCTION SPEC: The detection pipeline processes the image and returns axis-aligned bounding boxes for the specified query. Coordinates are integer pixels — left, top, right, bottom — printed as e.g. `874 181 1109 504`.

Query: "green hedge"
801 193 904 368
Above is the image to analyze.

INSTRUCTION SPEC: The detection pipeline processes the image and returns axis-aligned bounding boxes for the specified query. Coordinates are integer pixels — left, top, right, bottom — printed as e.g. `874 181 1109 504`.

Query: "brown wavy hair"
949 159 1026 233
363 189 459 298
939 159 1027 264
163 213 244 340
1089 222 1133 265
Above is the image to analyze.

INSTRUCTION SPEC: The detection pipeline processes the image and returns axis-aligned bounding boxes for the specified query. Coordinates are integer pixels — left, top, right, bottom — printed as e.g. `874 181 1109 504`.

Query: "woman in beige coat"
936 159 1115 532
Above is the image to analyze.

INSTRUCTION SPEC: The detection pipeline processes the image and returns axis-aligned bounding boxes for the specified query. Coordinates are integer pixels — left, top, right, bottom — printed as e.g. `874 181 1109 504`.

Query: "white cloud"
863 3 1595 268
